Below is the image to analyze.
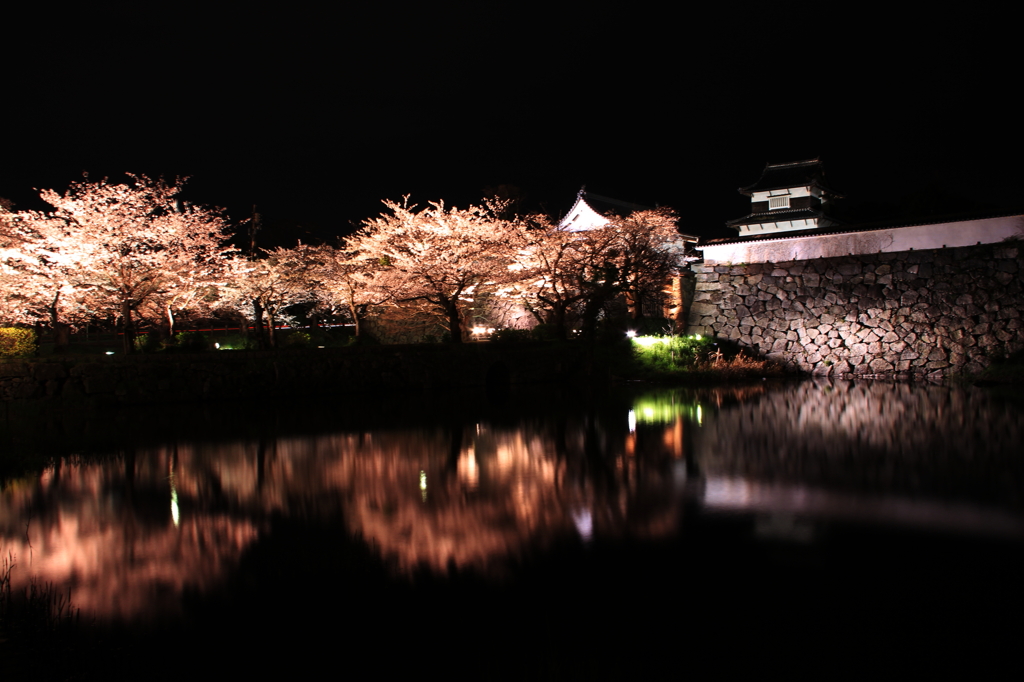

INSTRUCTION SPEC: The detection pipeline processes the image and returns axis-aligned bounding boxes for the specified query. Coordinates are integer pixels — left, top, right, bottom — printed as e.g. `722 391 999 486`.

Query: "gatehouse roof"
739 158 843 198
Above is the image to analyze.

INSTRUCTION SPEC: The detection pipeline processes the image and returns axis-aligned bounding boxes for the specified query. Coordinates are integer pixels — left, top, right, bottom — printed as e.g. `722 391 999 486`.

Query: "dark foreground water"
2 379 1023 678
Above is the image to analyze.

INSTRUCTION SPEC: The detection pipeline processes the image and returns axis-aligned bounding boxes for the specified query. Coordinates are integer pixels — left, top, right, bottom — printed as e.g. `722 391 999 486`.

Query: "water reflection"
1 379 1022 622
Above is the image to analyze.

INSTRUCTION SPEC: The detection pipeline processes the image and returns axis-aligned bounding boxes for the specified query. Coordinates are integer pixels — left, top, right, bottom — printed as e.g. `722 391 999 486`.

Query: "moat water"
2 379 1023 677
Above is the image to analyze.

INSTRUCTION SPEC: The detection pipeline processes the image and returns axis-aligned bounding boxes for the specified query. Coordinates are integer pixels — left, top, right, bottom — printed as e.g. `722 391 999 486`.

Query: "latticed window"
768 196 790 210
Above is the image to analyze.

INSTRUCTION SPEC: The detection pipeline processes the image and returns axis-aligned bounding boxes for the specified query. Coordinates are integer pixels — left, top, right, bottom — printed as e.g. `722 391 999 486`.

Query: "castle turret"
726 158 843 236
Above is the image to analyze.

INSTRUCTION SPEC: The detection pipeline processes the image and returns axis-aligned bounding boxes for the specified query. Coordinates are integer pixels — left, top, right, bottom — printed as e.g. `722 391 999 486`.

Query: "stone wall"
686 242 1023 377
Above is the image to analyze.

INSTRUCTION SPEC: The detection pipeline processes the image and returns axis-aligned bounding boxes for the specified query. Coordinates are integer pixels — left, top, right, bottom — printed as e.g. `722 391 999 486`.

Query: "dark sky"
3 7 1020 244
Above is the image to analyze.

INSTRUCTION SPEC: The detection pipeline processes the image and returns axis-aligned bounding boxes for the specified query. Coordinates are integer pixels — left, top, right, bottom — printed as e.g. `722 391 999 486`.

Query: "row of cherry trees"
0 175 688 350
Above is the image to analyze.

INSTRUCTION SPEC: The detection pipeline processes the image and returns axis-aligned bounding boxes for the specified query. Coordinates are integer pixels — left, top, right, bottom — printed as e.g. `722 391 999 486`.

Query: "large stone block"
690 302 718 317
869 358 894 372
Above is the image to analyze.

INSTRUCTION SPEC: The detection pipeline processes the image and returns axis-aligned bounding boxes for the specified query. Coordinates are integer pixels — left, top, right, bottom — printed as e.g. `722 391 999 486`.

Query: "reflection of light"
704 477 754 505
633 395 695 425
572 509 593 543
697 405 702 426
458 447 479 490
170 480 180 527
419 470 427 501
628 409 636 433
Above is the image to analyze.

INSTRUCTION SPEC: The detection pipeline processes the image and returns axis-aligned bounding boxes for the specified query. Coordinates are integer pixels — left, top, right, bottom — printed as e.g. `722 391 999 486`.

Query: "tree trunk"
346 292 362 339
625 287 644 322
49 293 70 353
546 305 569 340
121 300 136 354
252 299 266 349
266 310 277 348
581 301 600 340
445 300 463 343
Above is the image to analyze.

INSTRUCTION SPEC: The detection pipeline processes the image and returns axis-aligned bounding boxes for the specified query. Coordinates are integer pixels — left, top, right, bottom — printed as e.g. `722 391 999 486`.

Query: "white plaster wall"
700 214 1024 265
560 199 610 232
750 186 811 202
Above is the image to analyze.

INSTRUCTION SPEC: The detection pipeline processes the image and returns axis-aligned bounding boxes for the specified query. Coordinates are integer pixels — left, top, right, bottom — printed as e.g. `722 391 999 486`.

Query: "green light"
170 484 180 527
632 391 699 425
631 335 670 348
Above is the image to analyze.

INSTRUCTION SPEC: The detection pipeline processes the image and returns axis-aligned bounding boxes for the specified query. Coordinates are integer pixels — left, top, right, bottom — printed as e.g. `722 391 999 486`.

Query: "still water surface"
2 379 1023 673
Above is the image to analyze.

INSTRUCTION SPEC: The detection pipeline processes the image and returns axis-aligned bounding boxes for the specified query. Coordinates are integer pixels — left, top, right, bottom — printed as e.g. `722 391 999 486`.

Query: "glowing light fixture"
631 335 669 348
170 480 180 527
626 330 637 338
105 351 115 355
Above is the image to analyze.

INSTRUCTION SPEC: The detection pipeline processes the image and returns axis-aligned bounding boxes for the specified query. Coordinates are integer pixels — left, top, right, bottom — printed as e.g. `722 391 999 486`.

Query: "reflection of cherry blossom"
0 418 686 619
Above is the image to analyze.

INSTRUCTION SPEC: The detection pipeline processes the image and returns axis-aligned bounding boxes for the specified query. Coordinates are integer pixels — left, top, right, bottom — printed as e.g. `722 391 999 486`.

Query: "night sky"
3 7 1020 245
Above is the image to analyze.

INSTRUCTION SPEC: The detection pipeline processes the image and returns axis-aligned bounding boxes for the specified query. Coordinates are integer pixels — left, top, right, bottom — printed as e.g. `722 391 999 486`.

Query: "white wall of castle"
700 214 1024 265
749 185 813 203
559 199 610 232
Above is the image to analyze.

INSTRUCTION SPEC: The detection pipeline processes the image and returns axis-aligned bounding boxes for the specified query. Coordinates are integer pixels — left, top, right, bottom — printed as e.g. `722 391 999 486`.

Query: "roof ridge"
764 158 821 169
708 209 1024 246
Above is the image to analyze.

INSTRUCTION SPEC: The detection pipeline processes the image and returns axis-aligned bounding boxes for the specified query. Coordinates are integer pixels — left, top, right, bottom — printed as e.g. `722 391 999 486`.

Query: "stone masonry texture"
686 243 1024 377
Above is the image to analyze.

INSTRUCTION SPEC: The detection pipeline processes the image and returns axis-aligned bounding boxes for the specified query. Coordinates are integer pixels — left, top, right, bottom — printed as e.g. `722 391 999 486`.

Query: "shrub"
283 331 312 348
208 333 256 351
631 334 714 372
531 324 561 341
490 328 533 344
0 328 37 357
171 331 210 352
134 332 161 353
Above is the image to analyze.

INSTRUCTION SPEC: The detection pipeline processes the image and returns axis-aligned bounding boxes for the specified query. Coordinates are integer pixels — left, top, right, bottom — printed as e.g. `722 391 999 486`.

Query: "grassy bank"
608 334 786 382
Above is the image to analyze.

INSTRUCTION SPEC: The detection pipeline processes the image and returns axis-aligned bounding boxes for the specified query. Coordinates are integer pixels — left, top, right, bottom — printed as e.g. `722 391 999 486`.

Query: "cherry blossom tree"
499 217 615 340
349 199 531 343
15 175 236 352
0 201 39 325
610 208 687 324
505 207 686 339
1 199 93 339
220 245 321 348
309 243 398 341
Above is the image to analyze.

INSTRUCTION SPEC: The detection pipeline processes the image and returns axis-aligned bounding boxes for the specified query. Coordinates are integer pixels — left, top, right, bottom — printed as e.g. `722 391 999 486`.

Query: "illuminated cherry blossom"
349 199 532 342
9 175 235 351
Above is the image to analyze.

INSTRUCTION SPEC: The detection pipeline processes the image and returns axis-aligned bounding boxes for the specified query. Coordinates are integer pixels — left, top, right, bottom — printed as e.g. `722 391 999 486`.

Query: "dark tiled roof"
738 158 842 197
726 207 831 227
578 190 653 217
702 209 1024 247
